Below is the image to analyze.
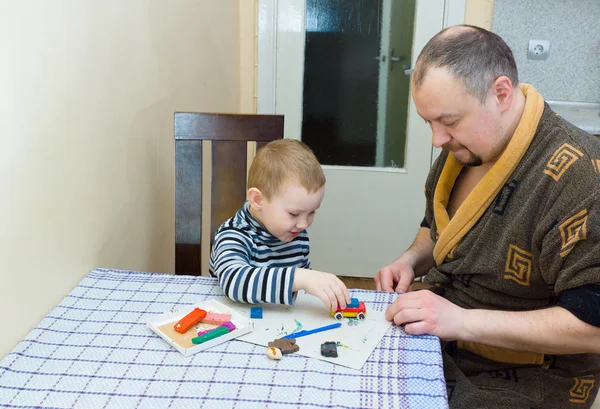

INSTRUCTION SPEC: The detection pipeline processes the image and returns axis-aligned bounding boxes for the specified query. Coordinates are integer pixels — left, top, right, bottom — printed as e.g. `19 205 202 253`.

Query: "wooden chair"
174 112 284 276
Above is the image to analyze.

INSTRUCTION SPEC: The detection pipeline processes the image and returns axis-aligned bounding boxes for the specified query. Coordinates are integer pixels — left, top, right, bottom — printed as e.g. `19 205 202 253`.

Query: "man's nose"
431 123 452 148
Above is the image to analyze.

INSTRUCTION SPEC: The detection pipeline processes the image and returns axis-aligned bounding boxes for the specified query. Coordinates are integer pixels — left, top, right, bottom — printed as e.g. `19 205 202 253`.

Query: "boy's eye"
289 212 299 217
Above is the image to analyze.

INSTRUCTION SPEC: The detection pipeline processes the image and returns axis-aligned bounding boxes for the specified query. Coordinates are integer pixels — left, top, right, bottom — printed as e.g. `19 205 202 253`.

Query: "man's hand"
385 290 467 341
294 268 351 311
374 260 415 293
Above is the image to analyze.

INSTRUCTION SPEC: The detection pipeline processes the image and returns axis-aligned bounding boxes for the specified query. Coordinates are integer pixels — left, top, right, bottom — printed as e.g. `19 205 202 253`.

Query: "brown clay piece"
268 338 299 354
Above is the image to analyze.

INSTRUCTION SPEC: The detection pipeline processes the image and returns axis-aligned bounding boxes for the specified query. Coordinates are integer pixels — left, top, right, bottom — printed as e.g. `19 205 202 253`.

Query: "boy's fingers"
342 284 351 304
318 291 332 311
333 277 351 305
323 288 338 311
330 283 348 309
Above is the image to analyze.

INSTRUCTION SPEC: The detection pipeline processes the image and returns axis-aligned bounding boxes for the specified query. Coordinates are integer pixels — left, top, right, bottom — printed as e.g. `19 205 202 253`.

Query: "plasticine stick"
192 325 230 344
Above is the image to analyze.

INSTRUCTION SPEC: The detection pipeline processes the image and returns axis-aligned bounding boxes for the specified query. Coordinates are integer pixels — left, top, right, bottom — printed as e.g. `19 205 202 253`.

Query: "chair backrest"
174 112 284 276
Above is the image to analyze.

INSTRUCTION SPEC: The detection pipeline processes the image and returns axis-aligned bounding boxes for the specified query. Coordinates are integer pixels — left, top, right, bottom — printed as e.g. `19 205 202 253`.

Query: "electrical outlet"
528 39 550 60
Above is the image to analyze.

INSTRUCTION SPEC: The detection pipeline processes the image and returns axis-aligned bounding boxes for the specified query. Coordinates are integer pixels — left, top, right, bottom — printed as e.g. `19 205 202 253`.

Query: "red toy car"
330 298 367 321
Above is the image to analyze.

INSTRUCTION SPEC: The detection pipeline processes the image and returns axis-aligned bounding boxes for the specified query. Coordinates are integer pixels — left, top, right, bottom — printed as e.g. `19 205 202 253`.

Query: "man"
375 25 600 408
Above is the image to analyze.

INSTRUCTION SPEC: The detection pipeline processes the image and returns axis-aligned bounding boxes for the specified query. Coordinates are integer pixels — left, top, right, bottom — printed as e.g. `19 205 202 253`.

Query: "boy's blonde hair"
248 139 325 200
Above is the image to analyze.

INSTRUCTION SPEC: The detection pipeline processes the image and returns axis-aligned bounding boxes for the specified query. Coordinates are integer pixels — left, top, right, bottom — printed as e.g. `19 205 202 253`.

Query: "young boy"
209 139 350 311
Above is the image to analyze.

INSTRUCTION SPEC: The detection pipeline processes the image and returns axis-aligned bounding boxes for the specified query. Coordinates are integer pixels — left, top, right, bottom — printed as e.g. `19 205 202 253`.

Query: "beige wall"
464 0 495 29
0 0 492 361
0 0 242 358
239 0 258 113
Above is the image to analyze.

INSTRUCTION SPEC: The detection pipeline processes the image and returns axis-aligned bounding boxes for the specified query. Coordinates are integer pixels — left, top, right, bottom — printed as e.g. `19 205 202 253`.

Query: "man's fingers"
385 299 401 321
392 308 424 327
403 321 431 336
378 268 395 292
395 297 423 311
374 275 382 291
385 294 424 322
396 273 413 293
395 266 414 293
395 280 410 294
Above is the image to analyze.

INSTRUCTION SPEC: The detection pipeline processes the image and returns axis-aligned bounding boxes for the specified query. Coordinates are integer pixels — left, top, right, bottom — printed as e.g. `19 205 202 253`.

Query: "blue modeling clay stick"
281 322 342 339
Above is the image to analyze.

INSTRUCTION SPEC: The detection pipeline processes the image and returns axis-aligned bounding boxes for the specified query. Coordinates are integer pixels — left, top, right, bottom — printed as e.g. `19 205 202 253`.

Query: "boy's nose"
296 219 308 230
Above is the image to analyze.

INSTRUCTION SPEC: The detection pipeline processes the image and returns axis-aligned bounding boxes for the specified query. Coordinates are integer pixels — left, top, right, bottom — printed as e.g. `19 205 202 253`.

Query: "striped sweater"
209 201 311 305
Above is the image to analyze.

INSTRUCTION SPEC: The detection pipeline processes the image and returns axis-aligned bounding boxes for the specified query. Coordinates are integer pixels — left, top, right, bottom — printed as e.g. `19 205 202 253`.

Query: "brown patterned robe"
422 85 600 408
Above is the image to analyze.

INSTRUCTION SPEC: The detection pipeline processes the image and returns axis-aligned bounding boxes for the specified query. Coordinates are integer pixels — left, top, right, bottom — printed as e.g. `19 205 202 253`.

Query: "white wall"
0 0 241 358
492 0 600 103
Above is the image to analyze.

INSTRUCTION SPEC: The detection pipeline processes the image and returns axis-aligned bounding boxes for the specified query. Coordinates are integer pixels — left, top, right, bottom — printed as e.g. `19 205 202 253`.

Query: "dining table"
0 268 448 408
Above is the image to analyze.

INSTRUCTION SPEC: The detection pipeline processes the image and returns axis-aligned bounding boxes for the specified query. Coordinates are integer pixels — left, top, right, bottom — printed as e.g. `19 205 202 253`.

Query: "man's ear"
247 187 264 209
491 76 514 113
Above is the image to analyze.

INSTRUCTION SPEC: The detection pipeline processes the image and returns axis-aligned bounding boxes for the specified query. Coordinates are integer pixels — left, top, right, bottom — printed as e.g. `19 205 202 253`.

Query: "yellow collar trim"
432 84 544 265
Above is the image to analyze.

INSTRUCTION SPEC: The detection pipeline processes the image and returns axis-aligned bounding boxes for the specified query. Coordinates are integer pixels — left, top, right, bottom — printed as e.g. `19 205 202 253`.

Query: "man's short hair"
247 139 326 200
412 25 519 104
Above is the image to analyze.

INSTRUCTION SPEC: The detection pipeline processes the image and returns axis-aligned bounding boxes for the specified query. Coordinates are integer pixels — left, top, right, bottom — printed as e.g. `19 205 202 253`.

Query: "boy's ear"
247 187 264 209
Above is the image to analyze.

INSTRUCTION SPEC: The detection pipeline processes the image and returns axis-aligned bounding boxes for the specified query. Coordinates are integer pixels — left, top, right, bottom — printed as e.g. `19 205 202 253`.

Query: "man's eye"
444 121 458 127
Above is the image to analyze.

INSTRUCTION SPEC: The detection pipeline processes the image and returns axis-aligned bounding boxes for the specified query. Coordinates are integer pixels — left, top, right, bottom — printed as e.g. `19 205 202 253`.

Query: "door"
258 0 463 277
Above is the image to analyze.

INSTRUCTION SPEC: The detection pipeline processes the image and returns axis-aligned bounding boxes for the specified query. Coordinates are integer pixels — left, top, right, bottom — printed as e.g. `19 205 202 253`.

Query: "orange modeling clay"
174 307 207 333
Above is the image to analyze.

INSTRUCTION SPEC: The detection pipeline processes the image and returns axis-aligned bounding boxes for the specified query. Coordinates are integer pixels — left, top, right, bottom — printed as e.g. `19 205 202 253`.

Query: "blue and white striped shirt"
209 201 311 305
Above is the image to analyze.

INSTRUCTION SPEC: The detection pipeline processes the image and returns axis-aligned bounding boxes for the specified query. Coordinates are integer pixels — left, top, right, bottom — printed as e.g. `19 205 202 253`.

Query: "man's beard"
457 152 483 167
444 145 483 167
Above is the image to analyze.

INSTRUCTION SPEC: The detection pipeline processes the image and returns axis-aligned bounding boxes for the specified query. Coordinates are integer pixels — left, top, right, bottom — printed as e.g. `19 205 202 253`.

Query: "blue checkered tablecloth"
0 268 448 408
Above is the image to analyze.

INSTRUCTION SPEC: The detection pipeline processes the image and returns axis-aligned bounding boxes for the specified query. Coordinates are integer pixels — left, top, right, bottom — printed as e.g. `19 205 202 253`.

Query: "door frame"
375 0 392 168
257 0 466 168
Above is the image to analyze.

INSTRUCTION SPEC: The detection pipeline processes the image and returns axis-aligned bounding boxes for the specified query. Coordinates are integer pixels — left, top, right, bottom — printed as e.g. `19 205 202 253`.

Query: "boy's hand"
294 268 351 311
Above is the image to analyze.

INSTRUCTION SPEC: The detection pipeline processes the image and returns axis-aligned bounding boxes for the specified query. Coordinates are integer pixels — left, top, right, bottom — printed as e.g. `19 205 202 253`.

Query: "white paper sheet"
219 291 392 370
